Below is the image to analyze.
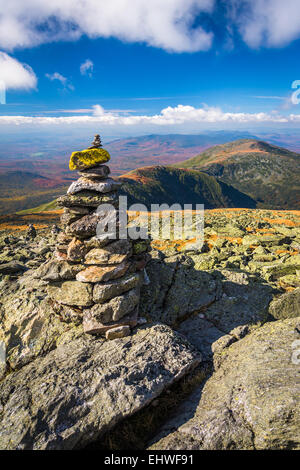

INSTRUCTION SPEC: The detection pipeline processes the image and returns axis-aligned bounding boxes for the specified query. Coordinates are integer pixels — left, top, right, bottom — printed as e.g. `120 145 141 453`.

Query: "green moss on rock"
69 148 110 171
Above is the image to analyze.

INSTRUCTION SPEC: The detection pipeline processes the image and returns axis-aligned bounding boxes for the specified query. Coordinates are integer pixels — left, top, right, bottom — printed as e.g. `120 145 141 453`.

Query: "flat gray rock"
0 324 200 450
67 177 122 195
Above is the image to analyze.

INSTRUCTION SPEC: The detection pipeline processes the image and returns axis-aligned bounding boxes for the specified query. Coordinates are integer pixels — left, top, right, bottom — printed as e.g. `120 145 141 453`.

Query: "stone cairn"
42 135 149 340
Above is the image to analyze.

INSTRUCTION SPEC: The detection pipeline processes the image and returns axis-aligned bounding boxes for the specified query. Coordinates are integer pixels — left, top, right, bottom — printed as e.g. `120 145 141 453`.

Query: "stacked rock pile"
39 135 149 340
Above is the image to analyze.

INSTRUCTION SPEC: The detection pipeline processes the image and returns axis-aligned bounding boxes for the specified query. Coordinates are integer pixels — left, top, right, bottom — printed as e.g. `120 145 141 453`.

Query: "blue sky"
0 0 300 139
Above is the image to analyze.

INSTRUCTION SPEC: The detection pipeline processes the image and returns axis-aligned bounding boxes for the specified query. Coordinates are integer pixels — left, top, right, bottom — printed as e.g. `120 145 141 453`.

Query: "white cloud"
45 72 74 90
0 51 37 90
0 104 297 128
0 0 299 53
45 72 67 85
80 59 94 77
228 0 300 48
0 0 214 53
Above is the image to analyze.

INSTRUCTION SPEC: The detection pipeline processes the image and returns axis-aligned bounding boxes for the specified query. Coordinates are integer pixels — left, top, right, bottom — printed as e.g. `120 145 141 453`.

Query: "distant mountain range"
172 139 300 210
120 166 256 209
0 135 299 215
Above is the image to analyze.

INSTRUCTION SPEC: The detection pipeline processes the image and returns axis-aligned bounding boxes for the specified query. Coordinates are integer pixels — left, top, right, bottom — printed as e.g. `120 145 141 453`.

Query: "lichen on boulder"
69 148 110 171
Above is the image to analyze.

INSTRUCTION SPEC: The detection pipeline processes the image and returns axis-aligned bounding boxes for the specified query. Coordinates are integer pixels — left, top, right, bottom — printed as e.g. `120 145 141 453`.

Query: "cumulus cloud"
80 59 94 77
0 0 214 53
0 104 297 128
0 0 299 53
0 51 37 90
228 0 300 48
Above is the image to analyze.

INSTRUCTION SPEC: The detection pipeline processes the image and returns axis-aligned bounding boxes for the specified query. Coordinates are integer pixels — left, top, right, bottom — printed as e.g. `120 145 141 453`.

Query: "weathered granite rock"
67 177 122 195
269 288 300 320
93 273 140 303
203 270 273 332
149 318 300 450
47 281 93 307
178 316 225 362
84 239 132 265
67 238 87 261
79 165 110 179
76 261 130 283
0 324 201 450
88 287 140 323
105 325 130 340
69 148 110 171
140 254 221 325
57 191 118 209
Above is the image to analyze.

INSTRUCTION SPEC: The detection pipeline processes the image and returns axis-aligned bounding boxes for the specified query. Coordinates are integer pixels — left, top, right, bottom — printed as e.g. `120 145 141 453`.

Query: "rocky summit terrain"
0 205 299 450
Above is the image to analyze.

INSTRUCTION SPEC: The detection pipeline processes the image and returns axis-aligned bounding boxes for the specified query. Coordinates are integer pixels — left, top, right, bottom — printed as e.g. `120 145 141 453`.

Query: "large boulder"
269 288 300 320
0 275 76 376
0 324 200 450
149 318 300 450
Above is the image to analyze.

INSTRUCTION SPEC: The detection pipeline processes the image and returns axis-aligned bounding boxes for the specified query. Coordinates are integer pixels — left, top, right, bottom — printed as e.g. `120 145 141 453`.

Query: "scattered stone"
0 261 26 275
26 224 36 240
105 325 130 340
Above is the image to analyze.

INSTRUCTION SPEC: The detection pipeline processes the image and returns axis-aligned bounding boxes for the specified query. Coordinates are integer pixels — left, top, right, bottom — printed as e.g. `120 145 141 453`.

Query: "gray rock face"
140 254 220 325
0 324 201 450
67 177 122 195
0 275 73 375
140 255 272 330
269 288 300 320
93 273 140 303
149 318 300 450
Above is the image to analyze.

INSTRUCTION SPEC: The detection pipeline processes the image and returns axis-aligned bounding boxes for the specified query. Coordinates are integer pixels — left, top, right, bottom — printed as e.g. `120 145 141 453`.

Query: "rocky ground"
0 208 299 450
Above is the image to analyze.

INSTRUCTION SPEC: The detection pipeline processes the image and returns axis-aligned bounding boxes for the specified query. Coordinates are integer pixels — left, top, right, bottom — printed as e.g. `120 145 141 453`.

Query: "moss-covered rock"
69 148 110 171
